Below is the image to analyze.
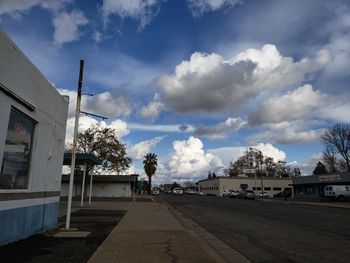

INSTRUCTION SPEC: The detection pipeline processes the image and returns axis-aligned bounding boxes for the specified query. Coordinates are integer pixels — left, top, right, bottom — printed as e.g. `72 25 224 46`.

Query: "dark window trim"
0 82 35 111
11 106 38 124
0 107 37 190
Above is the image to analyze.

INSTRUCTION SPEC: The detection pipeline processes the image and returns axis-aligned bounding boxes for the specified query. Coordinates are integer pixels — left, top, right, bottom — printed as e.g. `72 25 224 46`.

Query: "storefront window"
0 108 35 189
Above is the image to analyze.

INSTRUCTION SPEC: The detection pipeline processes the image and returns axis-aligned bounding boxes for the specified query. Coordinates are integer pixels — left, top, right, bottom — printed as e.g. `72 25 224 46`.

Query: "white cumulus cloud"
249 84 327 125
167 137 223 179
52 10 88 45
319 104 350 123
128 136 165 160
208 143 286 167
157 44 331 113
0 0 87 45
248 121 325 145
140 101 164 119
288 152 323 175
101 0 161 29
58 89 131 119
193 117 247 140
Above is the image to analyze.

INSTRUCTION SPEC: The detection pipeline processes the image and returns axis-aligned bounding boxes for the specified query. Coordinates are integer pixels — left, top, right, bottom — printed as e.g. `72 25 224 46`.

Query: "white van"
324 185 350 201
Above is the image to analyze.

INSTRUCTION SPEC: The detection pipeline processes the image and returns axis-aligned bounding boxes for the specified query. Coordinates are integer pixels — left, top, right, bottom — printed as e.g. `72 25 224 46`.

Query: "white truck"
324 185 350 201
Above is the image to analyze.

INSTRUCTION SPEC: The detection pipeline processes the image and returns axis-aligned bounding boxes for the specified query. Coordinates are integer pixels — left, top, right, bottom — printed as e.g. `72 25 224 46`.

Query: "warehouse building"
198 176 293 197
60 174 139 198
0 30 69 245
293 173 350 199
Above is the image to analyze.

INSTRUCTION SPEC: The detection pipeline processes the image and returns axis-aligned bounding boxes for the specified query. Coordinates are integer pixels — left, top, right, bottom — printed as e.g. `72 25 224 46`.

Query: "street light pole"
250 147 263 198
66 59 84 229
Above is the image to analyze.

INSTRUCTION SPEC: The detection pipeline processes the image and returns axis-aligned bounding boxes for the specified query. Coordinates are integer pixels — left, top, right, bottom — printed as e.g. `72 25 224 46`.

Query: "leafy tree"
172 182 180 189
321 124 350 172
293 167 301 177
208 171 212 179
275 161 292 178
264 157 277 176
143 153 158 194
223 150 297 178
212 172 217 178
71 124 131 176
313 161 327 175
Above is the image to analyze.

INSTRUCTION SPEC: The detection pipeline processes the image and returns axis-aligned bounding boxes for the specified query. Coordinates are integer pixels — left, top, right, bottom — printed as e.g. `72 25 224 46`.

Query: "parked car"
187 189 196 195
196 191 204 196
243 190 256 200
273 191 291 198
172 187 184 195
257 192 269 199
236 190 247 199
223 190 233 197
324 185 350 201
152 188 160 195
229 191 241 198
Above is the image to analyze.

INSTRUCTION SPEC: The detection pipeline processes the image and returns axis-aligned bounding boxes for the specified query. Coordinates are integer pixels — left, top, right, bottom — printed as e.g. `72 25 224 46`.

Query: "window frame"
0 106 37 192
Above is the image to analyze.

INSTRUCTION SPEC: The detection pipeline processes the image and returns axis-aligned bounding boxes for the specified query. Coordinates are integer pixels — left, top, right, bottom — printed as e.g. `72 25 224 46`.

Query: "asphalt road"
158 194 350 263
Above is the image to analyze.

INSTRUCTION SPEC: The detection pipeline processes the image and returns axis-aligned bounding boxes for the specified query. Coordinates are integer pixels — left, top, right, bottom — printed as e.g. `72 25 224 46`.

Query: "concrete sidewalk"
89 201 229 263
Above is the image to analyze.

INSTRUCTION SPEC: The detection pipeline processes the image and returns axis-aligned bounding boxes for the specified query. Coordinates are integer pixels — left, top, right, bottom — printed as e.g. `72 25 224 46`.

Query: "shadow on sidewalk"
0 209 126 263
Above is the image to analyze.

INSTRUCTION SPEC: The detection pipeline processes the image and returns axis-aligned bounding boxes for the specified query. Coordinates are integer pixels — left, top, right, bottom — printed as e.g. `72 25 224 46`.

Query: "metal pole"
65 59 84 229
133 175 136 202
89 172 93 204
250 147 262 197
261 161 264 197
254 169 257 196
80 162 87 207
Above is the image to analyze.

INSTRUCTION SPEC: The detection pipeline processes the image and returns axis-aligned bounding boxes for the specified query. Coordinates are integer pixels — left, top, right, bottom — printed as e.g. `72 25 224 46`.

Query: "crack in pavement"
164 238 177 263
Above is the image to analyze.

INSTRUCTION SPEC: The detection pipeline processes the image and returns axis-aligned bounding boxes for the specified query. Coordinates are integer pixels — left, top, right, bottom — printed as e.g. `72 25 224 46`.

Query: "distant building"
292 173 350 199
198 176 293 197
0 30 69 245
61 174 139 198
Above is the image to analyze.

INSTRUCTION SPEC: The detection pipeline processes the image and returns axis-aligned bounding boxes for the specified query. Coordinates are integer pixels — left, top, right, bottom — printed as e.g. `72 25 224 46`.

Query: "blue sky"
1 0 350 183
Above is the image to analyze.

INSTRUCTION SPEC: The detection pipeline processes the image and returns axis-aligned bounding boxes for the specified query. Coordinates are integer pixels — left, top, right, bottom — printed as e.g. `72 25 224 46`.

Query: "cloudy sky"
1 0 350 183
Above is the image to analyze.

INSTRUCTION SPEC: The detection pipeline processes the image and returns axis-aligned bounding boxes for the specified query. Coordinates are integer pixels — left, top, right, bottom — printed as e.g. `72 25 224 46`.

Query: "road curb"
162 202 250 263
260 199 350 209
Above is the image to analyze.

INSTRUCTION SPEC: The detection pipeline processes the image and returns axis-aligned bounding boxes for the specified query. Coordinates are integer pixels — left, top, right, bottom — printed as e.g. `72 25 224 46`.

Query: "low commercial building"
198 176 293 197
0 30 69 245
293 173 350 199
61 174 139 198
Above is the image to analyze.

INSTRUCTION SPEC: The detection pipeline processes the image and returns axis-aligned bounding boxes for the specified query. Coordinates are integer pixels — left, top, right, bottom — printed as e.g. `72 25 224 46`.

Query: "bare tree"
321 124 350 172
313 161 327 175
322 147 338 173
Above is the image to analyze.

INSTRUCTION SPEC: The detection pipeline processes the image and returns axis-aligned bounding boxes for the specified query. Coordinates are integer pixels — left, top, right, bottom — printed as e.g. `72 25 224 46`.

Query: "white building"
198 176 293 197
60 174 139 198
0 30 69 245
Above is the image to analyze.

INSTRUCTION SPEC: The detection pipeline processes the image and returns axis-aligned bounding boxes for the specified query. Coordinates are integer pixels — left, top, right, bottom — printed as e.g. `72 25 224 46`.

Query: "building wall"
0 30 68 245
60 182 132 198
91 183 131 197
199 177 293 197
198 178 220 196
292 173 350 199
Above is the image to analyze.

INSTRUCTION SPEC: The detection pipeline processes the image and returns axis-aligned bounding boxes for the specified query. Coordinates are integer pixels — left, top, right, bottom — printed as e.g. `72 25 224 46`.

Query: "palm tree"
143 153 158 194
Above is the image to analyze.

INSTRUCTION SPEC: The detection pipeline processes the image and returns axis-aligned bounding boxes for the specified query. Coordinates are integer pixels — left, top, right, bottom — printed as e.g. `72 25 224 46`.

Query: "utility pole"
250 147 263 198
66 60 84 229
65 61 107 229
